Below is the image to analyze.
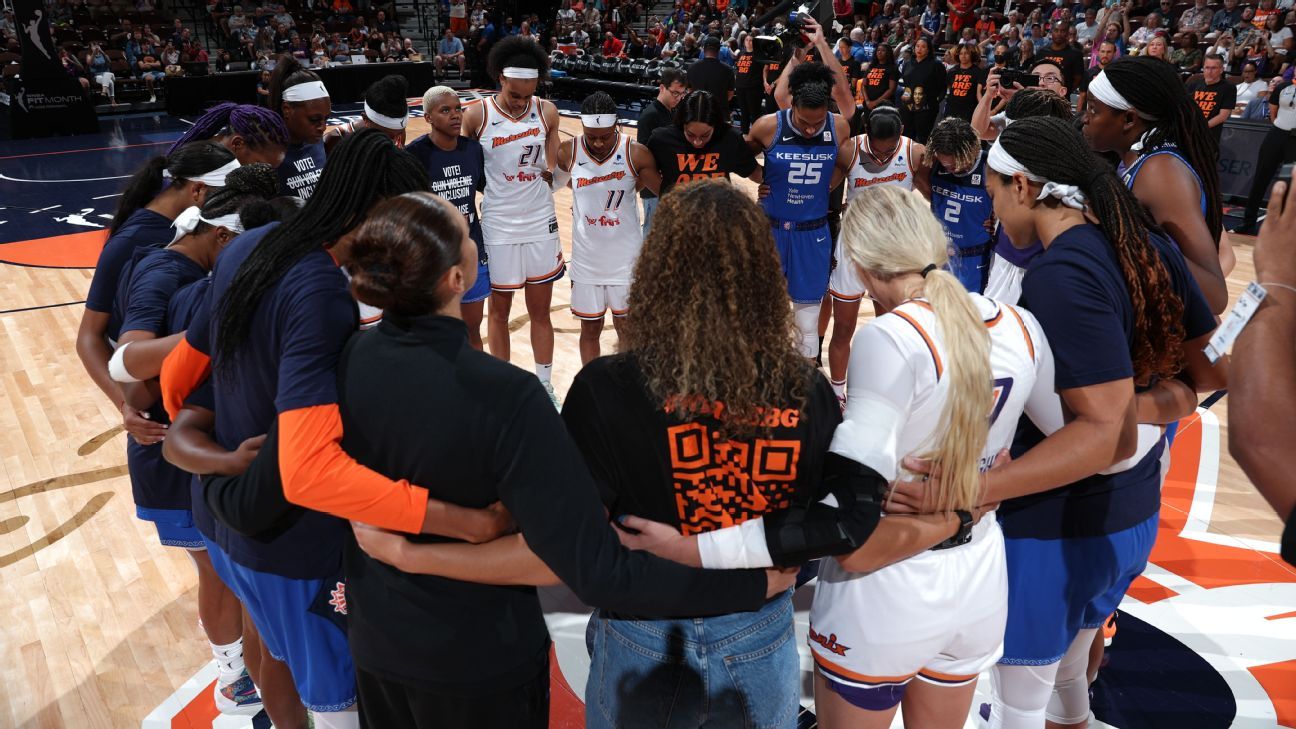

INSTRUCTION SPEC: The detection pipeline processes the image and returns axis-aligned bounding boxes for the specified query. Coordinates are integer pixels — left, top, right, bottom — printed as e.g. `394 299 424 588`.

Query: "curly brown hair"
622 179 810 435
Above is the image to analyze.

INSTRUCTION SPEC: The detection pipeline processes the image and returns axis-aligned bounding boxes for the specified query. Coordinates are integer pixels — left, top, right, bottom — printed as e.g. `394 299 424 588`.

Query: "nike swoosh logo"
491 119 506 126
577 161 588 166
781 135 796 141
815 237 826 243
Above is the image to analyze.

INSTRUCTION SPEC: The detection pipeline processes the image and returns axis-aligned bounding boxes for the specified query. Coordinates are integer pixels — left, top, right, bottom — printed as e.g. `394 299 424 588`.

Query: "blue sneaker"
214 669 263 715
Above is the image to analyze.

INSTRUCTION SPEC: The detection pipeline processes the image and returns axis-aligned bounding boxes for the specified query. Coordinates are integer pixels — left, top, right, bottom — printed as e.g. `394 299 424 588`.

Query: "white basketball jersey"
569 134 642 285
476 96 558 242
845 135 916 201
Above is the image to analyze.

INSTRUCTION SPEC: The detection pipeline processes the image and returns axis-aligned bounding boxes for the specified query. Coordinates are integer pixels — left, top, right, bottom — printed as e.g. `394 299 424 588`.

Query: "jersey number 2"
788 161 822 185
943 200 962 224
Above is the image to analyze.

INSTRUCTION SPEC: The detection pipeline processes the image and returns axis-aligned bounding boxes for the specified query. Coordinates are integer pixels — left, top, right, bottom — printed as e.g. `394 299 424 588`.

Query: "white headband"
502 66 539 79
282 80 330 102
170 205 246 244
1087 71 1156 120
580 113 617 128
364 101 408 130
987 140 1089 211
163 159 240 187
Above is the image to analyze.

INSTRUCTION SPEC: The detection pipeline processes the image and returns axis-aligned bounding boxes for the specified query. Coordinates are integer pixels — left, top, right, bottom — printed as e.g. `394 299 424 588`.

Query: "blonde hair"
839 185 992 513
421 85 457 109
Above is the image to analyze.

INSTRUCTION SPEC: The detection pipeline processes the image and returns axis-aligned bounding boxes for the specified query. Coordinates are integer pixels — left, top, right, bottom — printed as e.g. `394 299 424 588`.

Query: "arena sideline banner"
1219 118 1275 203
6 0 99 139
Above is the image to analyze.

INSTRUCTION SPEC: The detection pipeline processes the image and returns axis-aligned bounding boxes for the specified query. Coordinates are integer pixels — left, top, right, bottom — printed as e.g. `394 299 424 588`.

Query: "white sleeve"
829 323 916 482
697 518 775 569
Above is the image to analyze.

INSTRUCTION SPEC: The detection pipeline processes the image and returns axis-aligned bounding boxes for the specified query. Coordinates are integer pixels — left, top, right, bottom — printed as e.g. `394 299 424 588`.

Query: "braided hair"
487 35 549 81
1102 55 1223 242
1004 86 1073 122
268 54 323 113
194 163 282 234
673 90 725 131
110 142 236 235
923 116 980 172
580 90 617 115
998 117 1185 382
166 102 290 156
364 74 409 120
213 129 429 374
788 61 834 109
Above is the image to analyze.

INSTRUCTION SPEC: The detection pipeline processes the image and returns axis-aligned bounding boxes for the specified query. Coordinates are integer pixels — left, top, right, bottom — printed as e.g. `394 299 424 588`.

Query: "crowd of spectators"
208 1 422 73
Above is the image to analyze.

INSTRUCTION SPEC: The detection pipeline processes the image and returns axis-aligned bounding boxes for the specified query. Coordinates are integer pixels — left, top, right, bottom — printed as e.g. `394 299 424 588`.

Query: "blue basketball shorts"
773 224 833 304
948 246 992 295
999 512 1159 666
205 541 356 711
136 506 205 550
464 260 491 304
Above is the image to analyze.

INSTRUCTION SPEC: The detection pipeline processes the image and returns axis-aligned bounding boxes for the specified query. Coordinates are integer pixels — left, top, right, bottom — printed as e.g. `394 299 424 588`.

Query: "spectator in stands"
920 0 944 41
1234 7 1260 47
254 26 275 55
1266 13 1292 50
60 47 91 92
1178 0 1212 40
401 37 418 60
163 40 181 68
571 23 589 48
1208 30 1235 59
1075 6 1100 45
327 32 350 61
1188 53 1235 145
434 26 465 76
374 9 397 35
470 1 486 32
1172 31 1204 73
227 5 249 39
602 29 624 57
661 29 679 57
136 39 165 101
190 43 209 65
902 36 945 141
556 0 576 35
347 21 367 49
215 48 234 72
1255 0 1281 31
289 30 309 58
873 0 896 29
1079 39 1119 106
1131 12 1163 49
85 42 118 106
1145 33 1171 62
1211 0 1243 38
1235 61 1268 104
366 30 385 53
679 33 700 60
329 0 355 24
1243 33 1272 75
1241 74 1278 118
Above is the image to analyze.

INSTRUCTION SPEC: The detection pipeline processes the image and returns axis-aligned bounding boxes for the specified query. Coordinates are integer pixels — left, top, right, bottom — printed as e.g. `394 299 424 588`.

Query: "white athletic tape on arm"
580 113 617 128
697 518 775 569
502 66 539 79
108 342 142 383
364 101 408 130
987 141 1088 210
282 80 330 102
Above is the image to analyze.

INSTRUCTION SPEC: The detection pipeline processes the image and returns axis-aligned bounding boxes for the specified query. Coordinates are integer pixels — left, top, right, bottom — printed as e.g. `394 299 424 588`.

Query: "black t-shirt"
636 98 673 199
647 125 759 195
902 57 947 112
1187 78 1236 142
862 62 899 102
1084 64 1104 92
735 49 762 89
1037 44 1084 92
687 57 736 115
838 53 863 80
944 64 985 119
562 353 841 538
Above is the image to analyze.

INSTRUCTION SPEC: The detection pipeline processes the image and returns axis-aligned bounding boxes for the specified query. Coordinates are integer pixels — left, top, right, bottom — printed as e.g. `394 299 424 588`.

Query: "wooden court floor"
0 114 1289 728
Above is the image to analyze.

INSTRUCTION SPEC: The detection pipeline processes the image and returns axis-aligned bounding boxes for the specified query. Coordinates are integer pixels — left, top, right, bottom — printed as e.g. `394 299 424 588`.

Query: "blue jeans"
641 196 658 238
585 591 798 729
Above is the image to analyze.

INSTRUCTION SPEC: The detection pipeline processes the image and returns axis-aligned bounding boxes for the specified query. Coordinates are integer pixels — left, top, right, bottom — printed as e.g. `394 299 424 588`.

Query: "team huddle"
74 31 1231 729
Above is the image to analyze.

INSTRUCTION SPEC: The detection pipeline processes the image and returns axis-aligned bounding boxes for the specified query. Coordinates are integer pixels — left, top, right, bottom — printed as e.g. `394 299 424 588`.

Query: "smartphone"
1001 68 1040 87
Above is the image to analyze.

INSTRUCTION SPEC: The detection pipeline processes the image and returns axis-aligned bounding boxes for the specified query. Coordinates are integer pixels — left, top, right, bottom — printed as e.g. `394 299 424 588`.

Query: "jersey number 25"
788 161 822 185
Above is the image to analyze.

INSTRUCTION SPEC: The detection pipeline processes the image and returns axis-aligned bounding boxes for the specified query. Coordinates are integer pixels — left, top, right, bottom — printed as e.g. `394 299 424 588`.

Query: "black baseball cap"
703 36 721 50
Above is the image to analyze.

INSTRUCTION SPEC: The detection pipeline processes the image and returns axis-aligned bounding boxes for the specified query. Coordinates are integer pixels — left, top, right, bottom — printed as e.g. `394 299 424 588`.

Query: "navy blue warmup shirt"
406 134 487 263
278 141 327 200
187 222 358 578
116 248 209 512
1004 224 1216 539
90 209 175 338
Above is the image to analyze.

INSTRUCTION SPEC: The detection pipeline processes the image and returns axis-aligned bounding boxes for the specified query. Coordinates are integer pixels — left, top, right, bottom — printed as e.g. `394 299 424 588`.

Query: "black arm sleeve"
763 451 885 566
496 377 768 618
202 424 300 537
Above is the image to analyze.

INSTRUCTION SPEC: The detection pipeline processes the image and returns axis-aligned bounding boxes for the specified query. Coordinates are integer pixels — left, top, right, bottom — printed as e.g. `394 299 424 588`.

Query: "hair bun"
224 163 279 199
348 242 401 311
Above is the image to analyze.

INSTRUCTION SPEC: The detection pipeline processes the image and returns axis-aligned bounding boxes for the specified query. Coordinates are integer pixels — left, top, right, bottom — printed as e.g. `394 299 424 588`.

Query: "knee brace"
793 302 821 359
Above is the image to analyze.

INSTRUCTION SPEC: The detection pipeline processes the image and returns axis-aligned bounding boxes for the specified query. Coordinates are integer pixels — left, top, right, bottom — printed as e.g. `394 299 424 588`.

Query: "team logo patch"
972 174 982 185
809 628 851 656
328 581 347 615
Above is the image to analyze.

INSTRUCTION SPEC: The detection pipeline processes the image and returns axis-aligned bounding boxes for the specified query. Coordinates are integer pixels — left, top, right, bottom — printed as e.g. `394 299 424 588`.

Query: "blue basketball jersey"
1120 145 1208 217
761 109 839 223
931 151 995 292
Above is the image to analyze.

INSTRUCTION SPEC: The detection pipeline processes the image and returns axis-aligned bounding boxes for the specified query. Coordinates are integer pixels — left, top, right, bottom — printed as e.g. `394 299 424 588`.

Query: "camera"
752 2 817 64
999 67 1040 88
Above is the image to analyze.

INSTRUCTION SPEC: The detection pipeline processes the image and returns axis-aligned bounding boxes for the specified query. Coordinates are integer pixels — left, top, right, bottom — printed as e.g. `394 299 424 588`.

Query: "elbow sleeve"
762 452 885 566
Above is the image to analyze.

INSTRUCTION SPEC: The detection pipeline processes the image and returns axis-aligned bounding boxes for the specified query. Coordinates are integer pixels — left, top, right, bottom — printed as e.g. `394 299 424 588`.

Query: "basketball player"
76 142 238 450
167 102 290 167
406 85 490 349
925 117 995 294
890 117 1223 729
268 55 330 200
158 132 512 729
323 75 410 151
109 165 280 716
825 105 930 406
1082 56 1229 313
746 62 853 360
460 36 563 405
554 92 660 364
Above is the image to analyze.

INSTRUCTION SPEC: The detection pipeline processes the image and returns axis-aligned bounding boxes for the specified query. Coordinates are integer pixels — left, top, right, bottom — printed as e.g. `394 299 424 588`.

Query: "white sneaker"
541 380 560 411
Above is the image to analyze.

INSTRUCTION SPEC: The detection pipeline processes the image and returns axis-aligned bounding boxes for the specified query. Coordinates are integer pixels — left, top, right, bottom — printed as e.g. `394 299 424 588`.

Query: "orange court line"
0 230 108 268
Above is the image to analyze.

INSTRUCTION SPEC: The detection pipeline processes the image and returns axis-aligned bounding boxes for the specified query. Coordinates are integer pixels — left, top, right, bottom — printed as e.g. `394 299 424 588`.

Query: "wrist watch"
930 509 975 551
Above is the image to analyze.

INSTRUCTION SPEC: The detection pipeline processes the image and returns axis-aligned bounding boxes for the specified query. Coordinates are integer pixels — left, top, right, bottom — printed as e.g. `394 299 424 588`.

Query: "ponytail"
839 185 991 513
110 156 167 235
269 54 320 114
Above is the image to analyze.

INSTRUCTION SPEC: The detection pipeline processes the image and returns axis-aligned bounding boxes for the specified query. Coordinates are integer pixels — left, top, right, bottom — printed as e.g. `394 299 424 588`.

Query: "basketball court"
0 99 1292 729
